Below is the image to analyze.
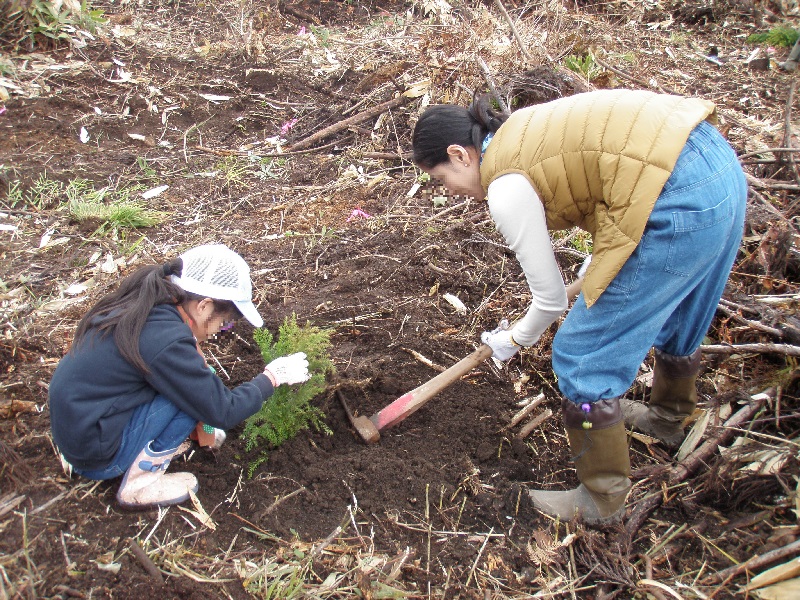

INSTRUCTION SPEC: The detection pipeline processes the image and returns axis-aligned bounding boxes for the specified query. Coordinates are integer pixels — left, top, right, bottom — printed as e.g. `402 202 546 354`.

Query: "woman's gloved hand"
264 352 310 386
480 319 520 361
577 254 592 278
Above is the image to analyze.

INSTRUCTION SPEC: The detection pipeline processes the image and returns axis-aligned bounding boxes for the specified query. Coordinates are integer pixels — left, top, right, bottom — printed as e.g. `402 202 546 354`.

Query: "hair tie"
162 263 172 277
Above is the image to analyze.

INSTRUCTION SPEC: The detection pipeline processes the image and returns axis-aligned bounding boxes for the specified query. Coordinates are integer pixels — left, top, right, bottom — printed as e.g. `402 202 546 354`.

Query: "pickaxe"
338 344 493 443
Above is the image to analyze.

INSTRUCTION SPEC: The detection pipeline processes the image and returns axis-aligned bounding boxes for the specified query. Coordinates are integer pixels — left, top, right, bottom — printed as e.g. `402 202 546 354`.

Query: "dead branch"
195 137 348 157
625 389 773 537
516 409 553 440
747 186 799 232
402 348 446 372
715 304 783 338
256 487 307 521
505 392 546 430
129 539 165 586
362 151 412 161
0 492 26 519
477 57 510 116
739 147 800 160
288 95 413 151
702 538 800 585
780 80 800 185
701 343 800 356
594 56 670 94
746 172 800 192
278 1 321 25
492 0 537 63
719 298 760 315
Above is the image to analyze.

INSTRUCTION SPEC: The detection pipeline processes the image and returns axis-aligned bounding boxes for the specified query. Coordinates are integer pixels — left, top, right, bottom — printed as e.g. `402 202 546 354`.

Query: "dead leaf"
752 577 800 599
748 558 800 590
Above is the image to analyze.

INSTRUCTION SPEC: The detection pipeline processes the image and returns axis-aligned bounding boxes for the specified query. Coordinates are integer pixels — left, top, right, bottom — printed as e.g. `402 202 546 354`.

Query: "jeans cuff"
654 347 702 378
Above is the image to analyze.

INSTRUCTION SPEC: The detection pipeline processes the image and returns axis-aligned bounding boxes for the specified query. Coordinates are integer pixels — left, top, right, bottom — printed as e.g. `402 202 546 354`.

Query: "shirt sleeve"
144 335 274 430
487 173 569 346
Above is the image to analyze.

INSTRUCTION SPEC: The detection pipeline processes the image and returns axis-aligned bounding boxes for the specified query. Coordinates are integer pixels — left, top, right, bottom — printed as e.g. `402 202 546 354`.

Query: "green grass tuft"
747 26 799 48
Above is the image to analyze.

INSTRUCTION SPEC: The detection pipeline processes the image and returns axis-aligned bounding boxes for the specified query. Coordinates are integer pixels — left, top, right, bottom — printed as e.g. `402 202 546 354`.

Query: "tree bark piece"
288 95 412 151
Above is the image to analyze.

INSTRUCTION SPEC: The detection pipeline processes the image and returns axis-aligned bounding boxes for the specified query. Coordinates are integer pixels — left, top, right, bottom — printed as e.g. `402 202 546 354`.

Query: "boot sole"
117 485 198 511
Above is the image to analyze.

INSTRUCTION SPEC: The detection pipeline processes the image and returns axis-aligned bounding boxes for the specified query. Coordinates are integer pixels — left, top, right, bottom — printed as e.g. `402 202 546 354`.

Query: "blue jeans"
75 395 197 480
553 120 747 405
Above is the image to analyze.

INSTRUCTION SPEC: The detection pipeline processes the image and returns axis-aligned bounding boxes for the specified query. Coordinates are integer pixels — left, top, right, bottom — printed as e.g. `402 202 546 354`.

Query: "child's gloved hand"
480 319 520 361
264 352 310 386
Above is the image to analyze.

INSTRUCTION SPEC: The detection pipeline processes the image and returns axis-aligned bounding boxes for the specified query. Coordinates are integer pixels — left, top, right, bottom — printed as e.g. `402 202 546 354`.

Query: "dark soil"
2 1 799 598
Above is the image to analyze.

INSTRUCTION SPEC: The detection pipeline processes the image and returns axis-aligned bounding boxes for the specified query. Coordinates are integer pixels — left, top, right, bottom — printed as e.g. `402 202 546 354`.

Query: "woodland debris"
625 389 774 536
288 95 413 151
705 539 800 586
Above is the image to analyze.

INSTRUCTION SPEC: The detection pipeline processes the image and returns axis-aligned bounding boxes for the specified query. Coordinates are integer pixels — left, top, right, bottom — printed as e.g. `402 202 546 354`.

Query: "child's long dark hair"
412 94 508 168
72 258 187 374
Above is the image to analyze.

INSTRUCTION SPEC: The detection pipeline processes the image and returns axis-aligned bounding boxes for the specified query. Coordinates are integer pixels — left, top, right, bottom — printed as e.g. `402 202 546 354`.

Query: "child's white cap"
171 244 263 328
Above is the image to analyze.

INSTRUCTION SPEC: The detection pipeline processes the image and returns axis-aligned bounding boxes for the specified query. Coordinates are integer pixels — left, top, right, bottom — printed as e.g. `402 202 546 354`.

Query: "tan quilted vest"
480 90 717 307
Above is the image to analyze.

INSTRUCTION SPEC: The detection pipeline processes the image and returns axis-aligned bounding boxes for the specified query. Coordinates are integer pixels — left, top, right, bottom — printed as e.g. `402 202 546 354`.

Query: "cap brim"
235 300 264 328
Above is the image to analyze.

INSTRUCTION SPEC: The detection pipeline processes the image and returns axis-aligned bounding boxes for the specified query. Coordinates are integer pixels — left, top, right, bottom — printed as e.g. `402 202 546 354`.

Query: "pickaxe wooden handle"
350 344 494 443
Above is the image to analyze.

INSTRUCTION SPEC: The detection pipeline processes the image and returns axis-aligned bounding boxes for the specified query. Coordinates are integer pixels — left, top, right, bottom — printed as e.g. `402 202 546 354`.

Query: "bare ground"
1 1 799 598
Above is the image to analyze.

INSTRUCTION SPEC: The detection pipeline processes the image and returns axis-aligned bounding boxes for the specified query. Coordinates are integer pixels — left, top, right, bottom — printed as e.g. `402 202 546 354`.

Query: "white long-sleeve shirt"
486 173 570 346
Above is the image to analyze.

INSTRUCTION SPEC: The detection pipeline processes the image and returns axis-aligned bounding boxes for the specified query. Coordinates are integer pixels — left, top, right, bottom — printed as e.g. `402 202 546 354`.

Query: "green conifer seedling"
243 315 333 472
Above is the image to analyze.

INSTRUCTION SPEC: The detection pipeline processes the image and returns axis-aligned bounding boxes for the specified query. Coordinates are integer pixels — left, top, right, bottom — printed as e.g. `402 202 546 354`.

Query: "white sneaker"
117 442 198 509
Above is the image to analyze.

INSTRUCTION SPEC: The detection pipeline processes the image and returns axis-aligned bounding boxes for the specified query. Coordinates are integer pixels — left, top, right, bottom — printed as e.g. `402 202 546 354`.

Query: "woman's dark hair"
412 94 508 168
71 258 239 374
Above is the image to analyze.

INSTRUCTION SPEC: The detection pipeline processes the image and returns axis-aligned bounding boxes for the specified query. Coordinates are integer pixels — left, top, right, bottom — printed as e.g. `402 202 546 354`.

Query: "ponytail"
72 257 185 374
412 93 508 168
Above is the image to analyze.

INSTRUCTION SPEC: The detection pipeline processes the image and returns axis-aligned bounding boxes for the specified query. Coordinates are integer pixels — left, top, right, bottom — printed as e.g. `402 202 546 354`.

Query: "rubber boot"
529 399 631 525
621 348 702 448
117 442 199 509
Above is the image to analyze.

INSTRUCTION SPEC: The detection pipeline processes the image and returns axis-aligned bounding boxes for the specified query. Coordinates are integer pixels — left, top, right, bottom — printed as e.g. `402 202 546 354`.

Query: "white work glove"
480 319 521 361
577 254 592 278
264 352 310 386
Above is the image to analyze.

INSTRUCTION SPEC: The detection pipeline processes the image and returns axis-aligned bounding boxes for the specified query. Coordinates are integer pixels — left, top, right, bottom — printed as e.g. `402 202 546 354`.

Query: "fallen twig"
780 80 800 186
53 585 86 598
715 304 783 338
256 486 307 520
701 343 800 356
516 409 553 439
738 147 800 160
746 172 800 191
195 137 346 157
288 95 412 151
505 392 546 430
362 151 412 161
493 0 538 63
278 0 320 25
129 539 165 586
625 389 773 536
402 348 446 372
703 538 800 585
477 57 510 116
594 55 670 94
0 492 26 519
746 186 799 231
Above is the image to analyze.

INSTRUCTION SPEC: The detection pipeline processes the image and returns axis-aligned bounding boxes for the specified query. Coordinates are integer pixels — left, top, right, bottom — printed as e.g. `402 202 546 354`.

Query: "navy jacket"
49 304 273 470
